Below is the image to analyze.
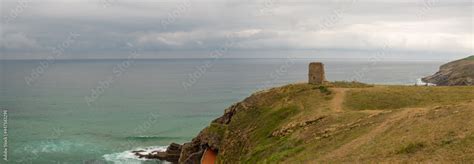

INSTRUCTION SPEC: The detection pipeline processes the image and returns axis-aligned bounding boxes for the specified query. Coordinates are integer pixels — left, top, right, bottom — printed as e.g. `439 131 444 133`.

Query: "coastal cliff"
140 81 474 163
423 56 474 86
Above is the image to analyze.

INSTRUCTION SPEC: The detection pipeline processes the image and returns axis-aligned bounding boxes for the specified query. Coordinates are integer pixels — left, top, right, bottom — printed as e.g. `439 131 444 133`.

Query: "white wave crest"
103 146 169 164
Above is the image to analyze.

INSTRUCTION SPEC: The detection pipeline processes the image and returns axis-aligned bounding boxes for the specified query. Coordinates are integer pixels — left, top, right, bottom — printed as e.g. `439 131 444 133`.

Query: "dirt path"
320 108 427 161
330 88 348 112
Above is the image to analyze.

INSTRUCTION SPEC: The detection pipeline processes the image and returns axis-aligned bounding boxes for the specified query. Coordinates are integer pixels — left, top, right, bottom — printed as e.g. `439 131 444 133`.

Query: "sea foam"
103 146 169 164
416 78 436 86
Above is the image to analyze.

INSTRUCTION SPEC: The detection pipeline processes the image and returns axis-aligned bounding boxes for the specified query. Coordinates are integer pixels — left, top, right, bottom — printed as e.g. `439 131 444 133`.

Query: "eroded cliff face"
423 56 474 86
178 102 247 163
176 84 332 163
135 103 245 163
132 101 248 163
171 84 316 163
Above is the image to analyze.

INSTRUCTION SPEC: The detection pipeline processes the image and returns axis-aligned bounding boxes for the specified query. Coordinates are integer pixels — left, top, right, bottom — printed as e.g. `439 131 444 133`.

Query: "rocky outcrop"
133 143 182 162
423 56 474 86
135 101 250 163
212 103 245 124
178 102 246 163
147 85 301 163
179 139 205 163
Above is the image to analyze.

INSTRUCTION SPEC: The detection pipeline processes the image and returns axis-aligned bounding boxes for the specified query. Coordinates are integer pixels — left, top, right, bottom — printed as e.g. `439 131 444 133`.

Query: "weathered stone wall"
308 62 326 84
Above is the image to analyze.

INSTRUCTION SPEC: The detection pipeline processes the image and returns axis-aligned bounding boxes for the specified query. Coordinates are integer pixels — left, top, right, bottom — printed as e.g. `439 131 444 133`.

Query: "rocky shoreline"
133 143 182 162
422 56 474 86
133 102 245 163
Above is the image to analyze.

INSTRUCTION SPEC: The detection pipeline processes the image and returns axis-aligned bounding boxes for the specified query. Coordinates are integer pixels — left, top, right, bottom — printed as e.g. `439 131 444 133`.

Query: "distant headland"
423 56 474 86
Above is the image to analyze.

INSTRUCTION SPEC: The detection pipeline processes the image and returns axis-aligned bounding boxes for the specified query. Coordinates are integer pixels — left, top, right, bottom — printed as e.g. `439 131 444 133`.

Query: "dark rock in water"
167 143 182 154
132 150 146 154
423 56 474 86
134 142 182 163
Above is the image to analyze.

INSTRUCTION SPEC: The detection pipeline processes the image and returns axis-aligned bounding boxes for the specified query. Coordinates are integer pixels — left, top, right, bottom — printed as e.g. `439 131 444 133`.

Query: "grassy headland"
196 82 474 163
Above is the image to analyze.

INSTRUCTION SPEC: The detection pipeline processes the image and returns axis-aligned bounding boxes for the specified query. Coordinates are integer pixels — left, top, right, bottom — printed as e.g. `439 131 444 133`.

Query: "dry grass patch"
344 86 474 110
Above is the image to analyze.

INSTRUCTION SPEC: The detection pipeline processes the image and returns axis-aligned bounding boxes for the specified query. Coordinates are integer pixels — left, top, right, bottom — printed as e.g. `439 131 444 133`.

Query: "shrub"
396 142 425 154
318 86 332 95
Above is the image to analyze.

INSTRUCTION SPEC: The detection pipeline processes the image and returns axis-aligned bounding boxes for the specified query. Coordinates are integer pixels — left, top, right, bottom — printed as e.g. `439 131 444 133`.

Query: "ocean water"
0 58 444 163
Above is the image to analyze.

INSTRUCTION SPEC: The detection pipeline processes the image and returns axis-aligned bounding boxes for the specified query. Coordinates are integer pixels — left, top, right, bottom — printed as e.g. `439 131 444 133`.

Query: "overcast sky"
1 0 472 60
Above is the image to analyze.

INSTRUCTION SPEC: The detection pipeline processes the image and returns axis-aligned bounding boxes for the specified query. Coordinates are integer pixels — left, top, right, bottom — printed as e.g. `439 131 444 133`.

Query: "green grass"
344 86 474 110
206 123 227 142
208 83 474 162
396 142 425 154
218 106 301 163
318 86 332 95
464 56 474 60
329 81 374 88
216 84 334 163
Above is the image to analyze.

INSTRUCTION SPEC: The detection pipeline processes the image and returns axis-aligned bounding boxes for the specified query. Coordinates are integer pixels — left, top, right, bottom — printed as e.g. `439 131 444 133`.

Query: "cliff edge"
422 56 474 86
140 81 474 163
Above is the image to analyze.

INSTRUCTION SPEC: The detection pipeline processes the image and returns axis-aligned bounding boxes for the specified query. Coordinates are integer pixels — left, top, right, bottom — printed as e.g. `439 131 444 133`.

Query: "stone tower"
308 62 326 84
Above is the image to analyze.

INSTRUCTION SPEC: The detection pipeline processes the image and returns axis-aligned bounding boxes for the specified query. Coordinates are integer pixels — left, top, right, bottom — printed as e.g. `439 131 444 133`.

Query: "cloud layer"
1 0 472 59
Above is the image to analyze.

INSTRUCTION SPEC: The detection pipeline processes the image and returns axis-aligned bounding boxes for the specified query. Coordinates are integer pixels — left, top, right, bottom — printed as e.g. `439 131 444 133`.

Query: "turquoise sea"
0 58 444 163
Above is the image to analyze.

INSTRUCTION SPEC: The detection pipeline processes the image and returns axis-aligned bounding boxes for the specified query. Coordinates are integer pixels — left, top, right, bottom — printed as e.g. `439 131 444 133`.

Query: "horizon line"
0 57 452 62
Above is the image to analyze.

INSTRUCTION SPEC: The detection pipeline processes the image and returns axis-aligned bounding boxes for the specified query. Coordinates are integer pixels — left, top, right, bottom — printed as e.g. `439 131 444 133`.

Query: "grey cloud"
1 0 472 59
